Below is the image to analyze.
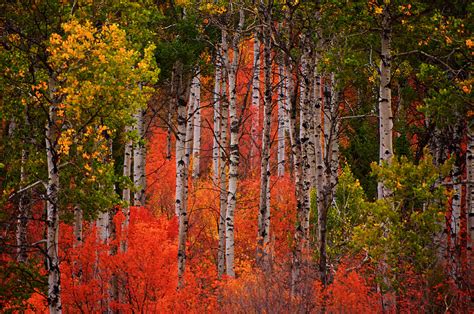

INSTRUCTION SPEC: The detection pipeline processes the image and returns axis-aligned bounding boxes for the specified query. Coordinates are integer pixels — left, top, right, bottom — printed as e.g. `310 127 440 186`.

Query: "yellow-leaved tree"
43 19 158 313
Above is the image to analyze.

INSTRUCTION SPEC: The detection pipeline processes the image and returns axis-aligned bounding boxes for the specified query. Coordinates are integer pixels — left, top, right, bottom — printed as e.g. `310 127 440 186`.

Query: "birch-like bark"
176 79 195 287
449 167 461 278
121 127 132 252
257 18 272 269
96 188 113 312
319 74 340 286
192 72 201 178
212 54 222 185
16 147 29 263
223 10 244 278
217 71 228 278
378 7 395 310
250 33 261 168
467 127 474 251
329 74 340 192
174 62 192 287
287 61 305 295
73 206 83 247
378 6 393 200
73 205 83 281
298 37 313 242
46 77 62 314
313 74 324 247
133 108 146 206
96 211 110 242
277 61 286 177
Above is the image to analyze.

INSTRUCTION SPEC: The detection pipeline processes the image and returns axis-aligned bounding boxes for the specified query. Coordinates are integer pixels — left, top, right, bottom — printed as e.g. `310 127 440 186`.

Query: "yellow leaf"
466 39 473 49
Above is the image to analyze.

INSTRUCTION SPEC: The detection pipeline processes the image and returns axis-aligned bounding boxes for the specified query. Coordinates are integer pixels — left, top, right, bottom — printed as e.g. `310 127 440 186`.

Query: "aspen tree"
251 33 261 168
212 53 222 185
468 127 474 251
217 72 229 277
378 3 393 200
257 1 273 269
298 34 313 242
173 61 192 286
192 72 202 178
121 126 133 252
45 77 62 314
222 8 245 277
277 60 286 177
16 144 30 263
133 107 146 206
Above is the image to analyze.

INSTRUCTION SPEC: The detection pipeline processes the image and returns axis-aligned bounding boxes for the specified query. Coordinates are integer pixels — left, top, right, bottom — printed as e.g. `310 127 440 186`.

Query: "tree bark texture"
223 10 244 277
46 77 62 314
257 17 272 270
192 72 201 178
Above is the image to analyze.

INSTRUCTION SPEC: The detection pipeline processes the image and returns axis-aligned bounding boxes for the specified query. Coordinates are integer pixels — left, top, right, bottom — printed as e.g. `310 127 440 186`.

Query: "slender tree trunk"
121 127 132 252
217 87 229 278
378 7 395 310
174 62 192 287
212 54 222 186
313 74 324 247
250 33 261 169
467 126 474 252
319 74 339 287
133 107 146 206
46 77 62 314
378 6 393 200
73 205 83 281
73 207 83 248
192 72 201 178
223 10 244 278
277 61 286 177
287 61 305 296
16 147 29 263
298 37 312 242
257 19 272 270
329 74 340 193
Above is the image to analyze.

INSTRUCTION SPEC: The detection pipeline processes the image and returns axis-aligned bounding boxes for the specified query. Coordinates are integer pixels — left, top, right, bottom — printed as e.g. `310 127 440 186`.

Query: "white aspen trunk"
467 127 474 251
250 33 261 168
133 108 146 206
73 206 83 247
378 6 393 200
121 128 132 252
177 87 194 287
217 82 228 278
192 72 201 178
16 147 29 263
96 211 110 243
378 7 395 311
298 38 312 241
329 74 340 193
319 73 340 286
277 61 286 177
73 206 83 281
96 209 110 313
451 175 461 250
257 23 272 269
287 62 306 295
217 76 229 277
313 74 324 247
46 78 62 314
174 62 192 287
212 54 222 186
223 10 244 278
